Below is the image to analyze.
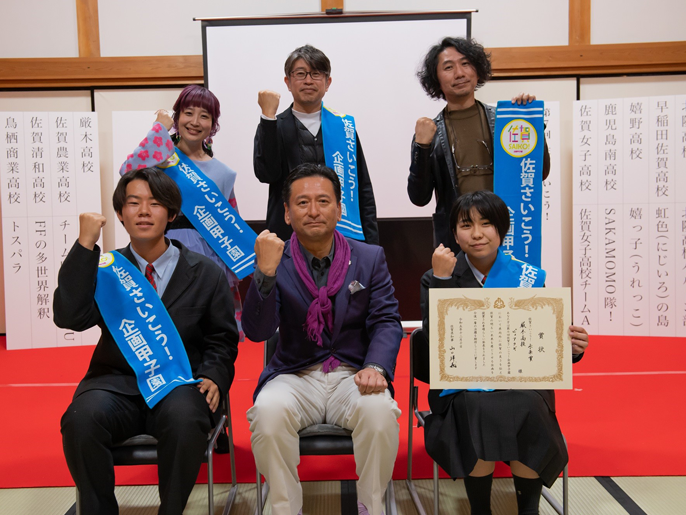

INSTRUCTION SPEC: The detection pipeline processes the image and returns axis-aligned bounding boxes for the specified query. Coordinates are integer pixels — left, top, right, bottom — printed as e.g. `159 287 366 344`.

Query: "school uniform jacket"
53 240 238 401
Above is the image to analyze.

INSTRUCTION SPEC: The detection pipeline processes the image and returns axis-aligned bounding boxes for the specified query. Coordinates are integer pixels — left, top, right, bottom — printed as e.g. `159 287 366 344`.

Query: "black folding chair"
74 394 238 515
255 331 397 515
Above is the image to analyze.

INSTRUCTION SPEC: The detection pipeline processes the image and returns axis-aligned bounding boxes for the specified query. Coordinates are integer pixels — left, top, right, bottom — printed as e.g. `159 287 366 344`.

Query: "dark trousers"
61 385 211 515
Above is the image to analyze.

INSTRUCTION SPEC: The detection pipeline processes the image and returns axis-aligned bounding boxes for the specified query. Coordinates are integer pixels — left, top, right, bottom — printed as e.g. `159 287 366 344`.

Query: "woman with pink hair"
120 85 244 339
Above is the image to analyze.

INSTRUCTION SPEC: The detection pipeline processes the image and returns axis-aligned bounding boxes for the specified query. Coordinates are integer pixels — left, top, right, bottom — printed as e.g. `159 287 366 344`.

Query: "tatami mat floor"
1 477 684 515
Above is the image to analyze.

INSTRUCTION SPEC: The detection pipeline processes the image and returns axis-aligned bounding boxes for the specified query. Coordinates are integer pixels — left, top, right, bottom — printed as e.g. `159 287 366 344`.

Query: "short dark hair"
450 190 510 245
284 45 331 77
113 168 182 228
282 163 341 205
418 37 492 100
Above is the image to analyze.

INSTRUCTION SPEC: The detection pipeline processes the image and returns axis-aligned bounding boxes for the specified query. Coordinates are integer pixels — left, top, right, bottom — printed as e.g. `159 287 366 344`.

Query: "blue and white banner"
159 149 257 279
486 248 546 288
94 251 200 408
494 100 545 267
321 105 364 241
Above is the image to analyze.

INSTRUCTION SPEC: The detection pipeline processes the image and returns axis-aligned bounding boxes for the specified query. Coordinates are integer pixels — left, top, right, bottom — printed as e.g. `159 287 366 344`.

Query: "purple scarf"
290 230 351 372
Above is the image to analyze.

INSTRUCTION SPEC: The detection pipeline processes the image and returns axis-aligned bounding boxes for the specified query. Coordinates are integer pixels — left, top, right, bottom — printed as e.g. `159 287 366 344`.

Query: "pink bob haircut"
172 85 221 138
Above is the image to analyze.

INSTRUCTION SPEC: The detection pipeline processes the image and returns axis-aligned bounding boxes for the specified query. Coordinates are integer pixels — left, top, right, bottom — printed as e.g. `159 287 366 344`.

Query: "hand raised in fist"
415 117 437 146
79 212 107 250
254 230 285 276
155 109 174 131
258 90 281 119
432 244 457 278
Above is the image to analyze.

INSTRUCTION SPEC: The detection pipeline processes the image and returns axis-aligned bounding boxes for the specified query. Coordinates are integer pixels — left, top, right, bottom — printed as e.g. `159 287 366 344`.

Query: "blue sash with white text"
321 105 364 240
485 248 546 288
159 149 257 279
493 100 545 267
440 249 546 397
94 251 200 408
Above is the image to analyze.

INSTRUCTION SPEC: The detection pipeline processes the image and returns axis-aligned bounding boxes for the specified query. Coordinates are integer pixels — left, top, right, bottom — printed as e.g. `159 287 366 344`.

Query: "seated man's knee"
248 389 300 437
353 392 400 431
61 391 116 441
154 386 211 439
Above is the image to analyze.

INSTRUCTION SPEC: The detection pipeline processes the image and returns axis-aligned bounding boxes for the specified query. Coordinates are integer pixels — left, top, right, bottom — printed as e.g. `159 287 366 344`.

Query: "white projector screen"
203 12 471 220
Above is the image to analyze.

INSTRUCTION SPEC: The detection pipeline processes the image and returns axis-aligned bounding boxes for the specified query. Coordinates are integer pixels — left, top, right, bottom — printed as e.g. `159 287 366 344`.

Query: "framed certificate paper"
429 288 573 390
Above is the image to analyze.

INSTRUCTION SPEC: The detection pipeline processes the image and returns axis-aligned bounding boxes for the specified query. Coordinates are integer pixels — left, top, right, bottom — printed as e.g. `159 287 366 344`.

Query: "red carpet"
0 334 684 488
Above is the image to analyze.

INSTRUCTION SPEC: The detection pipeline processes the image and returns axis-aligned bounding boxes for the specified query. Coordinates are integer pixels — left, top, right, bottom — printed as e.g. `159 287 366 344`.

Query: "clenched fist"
415 117 437 146
432 244 457 278
258 90 281 119
79 212 106 250
254 230 285 276
155 109 174 131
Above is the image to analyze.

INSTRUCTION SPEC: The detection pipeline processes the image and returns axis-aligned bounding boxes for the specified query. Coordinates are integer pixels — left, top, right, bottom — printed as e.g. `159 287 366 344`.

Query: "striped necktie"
145 263 157 291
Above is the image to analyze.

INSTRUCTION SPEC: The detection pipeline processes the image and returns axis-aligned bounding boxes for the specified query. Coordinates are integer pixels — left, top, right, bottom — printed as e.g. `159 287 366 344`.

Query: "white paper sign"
1 112 102 349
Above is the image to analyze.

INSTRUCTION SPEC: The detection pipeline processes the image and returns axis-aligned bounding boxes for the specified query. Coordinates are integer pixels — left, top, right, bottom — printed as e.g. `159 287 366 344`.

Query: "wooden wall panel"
76 0 100 57
569 0 591 45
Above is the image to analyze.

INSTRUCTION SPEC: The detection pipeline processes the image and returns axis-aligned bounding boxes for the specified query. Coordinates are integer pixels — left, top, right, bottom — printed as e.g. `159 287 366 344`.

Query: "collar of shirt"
299 239 335 289
292 108 322 137
464 254 486 286
130 238 180 298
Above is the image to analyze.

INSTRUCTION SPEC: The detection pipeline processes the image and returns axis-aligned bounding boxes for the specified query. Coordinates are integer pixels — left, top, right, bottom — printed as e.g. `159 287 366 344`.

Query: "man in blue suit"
243 163 402 515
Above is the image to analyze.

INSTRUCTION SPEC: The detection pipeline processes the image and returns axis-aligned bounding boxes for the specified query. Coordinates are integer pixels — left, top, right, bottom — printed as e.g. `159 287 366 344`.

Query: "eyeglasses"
290 70 326 81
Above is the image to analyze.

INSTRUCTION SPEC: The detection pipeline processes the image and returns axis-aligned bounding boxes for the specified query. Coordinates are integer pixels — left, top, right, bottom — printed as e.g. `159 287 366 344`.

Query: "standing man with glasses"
254 44 379 245
408 37 550 255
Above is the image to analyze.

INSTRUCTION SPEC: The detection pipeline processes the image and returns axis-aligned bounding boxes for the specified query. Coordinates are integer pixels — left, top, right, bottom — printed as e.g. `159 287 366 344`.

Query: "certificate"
429 287 572 390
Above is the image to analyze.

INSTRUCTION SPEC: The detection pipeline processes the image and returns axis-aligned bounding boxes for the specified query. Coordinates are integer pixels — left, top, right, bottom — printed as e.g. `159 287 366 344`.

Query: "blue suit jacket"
243 238 403 401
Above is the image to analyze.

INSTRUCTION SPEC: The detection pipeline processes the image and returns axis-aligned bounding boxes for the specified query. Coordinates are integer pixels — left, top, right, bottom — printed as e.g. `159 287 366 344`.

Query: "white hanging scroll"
573 96 686 337
1 112 102 350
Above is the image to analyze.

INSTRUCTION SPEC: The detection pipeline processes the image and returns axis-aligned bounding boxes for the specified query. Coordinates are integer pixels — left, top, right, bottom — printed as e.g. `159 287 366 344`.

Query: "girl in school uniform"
420 190 589 514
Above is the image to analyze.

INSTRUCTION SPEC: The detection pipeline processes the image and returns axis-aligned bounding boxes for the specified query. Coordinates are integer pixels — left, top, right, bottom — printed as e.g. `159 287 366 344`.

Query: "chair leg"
254 469 269 515
563 463 569 515
433 461 439 515
208 446 214 515
385 479 397 515
221 409 238 515
255 469 262 515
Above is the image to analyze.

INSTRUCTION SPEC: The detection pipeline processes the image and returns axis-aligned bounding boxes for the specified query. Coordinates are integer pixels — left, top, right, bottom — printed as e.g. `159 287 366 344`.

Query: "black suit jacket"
253 105 379 244
54 240 239 401
420 252 583 415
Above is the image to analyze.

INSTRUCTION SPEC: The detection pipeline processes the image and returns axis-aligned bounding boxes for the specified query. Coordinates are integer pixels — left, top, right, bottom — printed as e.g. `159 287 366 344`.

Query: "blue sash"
440 249 546 397
94 251 200 408
159 149 257 279
321 105 364 240
493 100 545 267
485 248 546 288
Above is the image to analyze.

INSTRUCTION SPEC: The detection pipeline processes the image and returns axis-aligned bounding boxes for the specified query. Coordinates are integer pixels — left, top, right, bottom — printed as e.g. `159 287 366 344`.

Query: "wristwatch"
364 363 387 379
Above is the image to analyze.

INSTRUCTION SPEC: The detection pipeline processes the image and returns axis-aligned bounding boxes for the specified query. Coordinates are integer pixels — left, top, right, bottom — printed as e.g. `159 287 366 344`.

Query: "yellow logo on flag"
500 119 538 158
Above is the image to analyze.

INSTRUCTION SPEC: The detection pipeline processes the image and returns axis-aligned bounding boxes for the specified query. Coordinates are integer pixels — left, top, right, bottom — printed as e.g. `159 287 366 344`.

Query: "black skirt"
424 389 568 488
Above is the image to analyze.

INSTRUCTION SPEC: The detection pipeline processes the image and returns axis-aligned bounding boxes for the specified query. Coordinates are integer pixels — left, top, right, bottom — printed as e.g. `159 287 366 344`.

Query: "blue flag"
493 100 545 267
321 105 364 240
159 149 257 279
95 251 200 408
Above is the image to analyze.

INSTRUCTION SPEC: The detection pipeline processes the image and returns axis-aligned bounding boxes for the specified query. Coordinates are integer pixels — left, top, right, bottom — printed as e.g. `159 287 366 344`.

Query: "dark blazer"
253 105 379 244
408 101 550 255
242 238 402 401
53 240 239 401
420 252 583 415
